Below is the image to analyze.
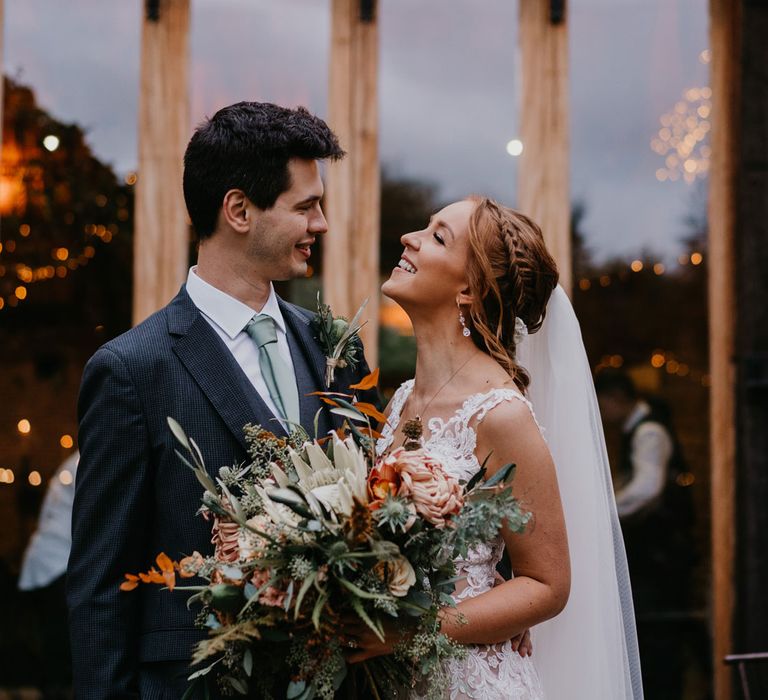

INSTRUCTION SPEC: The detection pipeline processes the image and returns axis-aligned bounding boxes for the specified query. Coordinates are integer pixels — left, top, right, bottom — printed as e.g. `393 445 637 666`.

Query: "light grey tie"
245 315 300 426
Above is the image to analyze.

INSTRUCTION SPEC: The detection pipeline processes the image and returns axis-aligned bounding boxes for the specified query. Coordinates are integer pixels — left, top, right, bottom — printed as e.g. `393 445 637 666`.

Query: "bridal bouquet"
123 372 531 699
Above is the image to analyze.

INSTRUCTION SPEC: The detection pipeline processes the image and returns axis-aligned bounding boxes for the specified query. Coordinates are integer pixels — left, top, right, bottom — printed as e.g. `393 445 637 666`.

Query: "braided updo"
464 196 559 392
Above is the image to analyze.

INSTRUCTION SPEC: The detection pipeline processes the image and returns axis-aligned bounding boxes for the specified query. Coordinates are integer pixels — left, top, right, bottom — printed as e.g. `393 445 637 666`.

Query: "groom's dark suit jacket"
67 287 375 699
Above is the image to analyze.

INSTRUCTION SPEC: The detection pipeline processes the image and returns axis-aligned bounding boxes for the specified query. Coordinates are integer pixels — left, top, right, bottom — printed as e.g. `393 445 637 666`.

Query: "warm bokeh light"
14 286 27 300
60 434 74 449
506 139 524 157
653 263 665 275
125 172 138 186
54 247 69 261
17 419 31 434
599 275 611 287
43 134 60 152
691 252 703 265
578 278 591 291
631 260 643 272
651 353 666 368
19 224 30 237
28 471 42 487
380 298 414 335
59 469 74 486
0 469 15 484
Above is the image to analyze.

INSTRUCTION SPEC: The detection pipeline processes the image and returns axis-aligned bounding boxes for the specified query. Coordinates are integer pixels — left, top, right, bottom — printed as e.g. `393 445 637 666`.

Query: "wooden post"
517 0 571 294
324 0 380 368
708 2 740 698
133 0 190 326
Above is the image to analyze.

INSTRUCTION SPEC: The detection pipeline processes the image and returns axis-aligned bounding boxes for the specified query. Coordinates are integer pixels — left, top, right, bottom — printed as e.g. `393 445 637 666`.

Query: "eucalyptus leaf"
243 648 253 677
287 680 307 700
229 677 248 694
484 462 517 488
465 466 487 492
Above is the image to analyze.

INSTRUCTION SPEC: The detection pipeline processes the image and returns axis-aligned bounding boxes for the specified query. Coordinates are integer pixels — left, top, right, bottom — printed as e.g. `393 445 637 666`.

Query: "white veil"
516 286 644 700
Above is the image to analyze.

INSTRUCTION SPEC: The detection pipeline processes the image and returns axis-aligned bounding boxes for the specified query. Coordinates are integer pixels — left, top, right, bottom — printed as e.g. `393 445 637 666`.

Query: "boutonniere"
311 293 368 387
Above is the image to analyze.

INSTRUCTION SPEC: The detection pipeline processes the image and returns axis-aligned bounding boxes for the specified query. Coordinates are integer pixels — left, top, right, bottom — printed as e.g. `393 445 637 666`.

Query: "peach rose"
386 555 417 597
374 448 463 528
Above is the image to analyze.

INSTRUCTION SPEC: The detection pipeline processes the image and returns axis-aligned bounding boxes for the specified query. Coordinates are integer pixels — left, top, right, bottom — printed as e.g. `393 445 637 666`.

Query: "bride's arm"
439 398 571 645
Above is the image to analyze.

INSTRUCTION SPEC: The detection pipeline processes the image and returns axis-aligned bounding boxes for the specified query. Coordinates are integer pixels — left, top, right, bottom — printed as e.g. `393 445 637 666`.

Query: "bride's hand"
511 629 533 657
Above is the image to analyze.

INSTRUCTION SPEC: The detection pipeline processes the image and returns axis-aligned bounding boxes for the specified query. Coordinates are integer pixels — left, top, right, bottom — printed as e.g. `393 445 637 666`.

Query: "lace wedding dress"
376 379 546 700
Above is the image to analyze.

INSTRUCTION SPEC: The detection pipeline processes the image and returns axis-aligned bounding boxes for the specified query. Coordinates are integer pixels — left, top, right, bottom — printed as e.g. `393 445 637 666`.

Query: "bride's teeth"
397 259 416 274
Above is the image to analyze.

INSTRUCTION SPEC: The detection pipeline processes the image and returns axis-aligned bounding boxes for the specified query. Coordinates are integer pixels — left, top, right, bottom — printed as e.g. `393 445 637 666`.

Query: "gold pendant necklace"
402 353 478 450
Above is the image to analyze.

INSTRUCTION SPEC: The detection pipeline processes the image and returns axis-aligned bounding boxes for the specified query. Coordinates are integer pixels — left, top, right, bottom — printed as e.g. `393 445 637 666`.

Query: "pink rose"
375 448 463 528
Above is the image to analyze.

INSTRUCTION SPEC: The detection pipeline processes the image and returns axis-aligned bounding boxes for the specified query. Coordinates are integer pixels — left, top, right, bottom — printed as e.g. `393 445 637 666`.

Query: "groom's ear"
221 189 251 234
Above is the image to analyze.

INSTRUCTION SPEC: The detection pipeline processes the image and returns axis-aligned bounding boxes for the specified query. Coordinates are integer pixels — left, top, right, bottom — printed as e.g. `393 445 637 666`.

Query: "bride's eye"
433 232 445 245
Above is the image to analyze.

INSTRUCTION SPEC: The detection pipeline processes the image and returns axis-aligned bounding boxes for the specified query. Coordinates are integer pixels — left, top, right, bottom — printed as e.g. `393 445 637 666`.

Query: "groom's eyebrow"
294 194 322 208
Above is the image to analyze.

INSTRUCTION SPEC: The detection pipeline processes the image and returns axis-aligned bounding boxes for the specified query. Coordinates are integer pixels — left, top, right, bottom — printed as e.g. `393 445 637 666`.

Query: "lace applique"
376 382 546 699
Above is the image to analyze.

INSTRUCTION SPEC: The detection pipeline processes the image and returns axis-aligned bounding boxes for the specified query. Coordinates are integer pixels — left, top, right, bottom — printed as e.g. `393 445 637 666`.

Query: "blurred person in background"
18 452 79 700
596 369 700 699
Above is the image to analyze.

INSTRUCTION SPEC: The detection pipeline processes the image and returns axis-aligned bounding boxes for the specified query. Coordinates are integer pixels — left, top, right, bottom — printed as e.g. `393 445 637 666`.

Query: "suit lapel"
168 290 287 457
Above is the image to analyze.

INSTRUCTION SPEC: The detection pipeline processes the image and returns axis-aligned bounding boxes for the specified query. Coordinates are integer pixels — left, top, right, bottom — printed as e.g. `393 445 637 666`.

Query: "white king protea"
269 435 369 517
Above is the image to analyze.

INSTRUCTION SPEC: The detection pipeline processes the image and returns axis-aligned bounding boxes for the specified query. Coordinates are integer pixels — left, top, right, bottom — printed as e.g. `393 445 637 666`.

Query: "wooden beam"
708 1 740 698
133 0 190 326
517 0 571 294
324 0 380 368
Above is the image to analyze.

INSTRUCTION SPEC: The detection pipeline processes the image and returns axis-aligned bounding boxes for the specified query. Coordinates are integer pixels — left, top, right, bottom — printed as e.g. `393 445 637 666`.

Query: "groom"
67 102 376 699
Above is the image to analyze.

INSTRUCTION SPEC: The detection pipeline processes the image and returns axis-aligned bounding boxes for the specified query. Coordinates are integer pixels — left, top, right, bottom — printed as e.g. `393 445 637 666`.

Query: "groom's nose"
309 206 329 235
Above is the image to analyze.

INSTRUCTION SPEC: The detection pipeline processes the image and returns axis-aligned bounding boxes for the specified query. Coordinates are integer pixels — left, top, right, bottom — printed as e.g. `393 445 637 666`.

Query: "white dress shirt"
615 400 674 518
185 267 297 425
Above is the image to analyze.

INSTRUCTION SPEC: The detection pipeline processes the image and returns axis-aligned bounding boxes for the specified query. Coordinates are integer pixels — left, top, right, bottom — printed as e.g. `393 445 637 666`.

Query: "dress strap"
375 379 414 454
461 388 543 434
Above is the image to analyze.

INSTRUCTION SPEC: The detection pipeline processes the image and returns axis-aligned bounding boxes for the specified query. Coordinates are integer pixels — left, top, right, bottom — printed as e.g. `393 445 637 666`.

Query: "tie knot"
245 314 277 348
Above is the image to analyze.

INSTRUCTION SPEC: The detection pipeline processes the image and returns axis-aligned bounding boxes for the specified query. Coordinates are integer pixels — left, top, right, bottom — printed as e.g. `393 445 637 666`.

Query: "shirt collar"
623 400 651 433
185 266 287 340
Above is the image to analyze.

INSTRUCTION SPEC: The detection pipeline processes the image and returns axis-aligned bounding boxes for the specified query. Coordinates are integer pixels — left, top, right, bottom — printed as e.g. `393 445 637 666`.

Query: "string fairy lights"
652 49 712 184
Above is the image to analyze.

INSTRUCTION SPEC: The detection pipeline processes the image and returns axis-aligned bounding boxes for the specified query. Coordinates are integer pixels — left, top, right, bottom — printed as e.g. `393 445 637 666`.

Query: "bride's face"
382 199 475 309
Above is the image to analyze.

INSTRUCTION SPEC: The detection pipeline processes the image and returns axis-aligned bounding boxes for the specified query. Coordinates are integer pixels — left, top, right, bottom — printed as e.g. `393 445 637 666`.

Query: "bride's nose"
400 230 420 249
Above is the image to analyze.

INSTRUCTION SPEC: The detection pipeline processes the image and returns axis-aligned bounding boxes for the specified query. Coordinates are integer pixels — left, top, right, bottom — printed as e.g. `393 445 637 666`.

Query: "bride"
347 196 643 699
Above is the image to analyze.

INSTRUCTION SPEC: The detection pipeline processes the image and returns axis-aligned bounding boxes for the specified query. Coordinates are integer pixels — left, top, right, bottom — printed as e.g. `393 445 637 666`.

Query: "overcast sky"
4 0 708 263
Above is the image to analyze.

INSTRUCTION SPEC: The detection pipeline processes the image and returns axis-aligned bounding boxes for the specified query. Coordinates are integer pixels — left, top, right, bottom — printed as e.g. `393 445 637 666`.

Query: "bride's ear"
221 189 251 234
456 288 474 307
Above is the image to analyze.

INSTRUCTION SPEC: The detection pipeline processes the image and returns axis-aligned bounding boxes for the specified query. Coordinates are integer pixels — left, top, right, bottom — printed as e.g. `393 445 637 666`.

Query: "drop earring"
458 303 471 337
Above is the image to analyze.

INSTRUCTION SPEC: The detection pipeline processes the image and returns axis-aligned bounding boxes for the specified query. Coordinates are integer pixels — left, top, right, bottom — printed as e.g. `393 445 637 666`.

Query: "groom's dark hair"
183 101 345 239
